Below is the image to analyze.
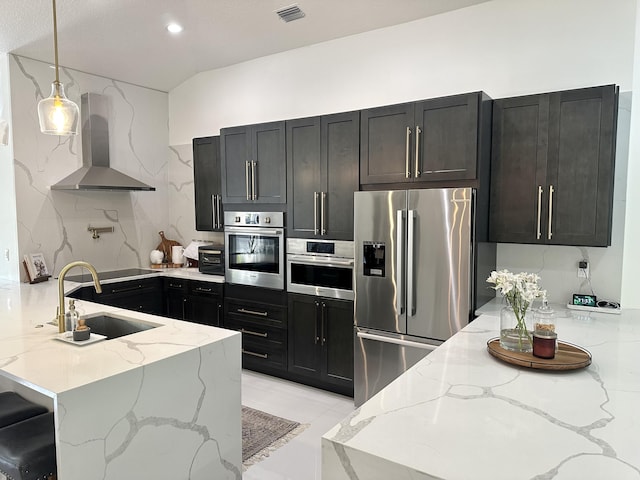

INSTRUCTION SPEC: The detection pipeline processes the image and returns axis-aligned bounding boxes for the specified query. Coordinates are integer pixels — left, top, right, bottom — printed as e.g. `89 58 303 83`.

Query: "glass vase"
500 306 533 352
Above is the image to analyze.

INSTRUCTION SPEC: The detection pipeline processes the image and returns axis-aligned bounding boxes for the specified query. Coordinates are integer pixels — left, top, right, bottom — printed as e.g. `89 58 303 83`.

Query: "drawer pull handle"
169 283 182 288
242 349 268 359
111 285 143 294
194 287 213 293
238 308 268 317
240 328 268 338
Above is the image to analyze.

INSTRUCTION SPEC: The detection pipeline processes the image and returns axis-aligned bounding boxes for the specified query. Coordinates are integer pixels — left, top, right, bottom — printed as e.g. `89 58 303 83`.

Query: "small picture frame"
25 253 49 279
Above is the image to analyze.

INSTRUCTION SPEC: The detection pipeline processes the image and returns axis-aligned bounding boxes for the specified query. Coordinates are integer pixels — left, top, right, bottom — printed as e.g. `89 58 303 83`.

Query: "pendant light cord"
52 0 60 85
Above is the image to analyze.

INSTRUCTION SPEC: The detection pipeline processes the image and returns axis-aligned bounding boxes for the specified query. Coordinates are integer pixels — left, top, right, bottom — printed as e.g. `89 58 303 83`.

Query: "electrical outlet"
577 260 589 279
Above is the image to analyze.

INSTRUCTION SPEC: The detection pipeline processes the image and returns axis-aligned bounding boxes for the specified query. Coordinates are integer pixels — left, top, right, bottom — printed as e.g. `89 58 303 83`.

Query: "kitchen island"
0 274 241 480
322 303 640 479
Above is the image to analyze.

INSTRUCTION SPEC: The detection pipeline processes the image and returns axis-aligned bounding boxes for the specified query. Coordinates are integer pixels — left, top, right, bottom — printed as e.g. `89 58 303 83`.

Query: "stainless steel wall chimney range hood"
50 93 155 191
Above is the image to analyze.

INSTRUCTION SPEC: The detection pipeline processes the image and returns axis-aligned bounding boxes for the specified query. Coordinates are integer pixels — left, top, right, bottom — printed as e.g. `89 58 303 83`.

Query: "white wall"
9 55 170 278
0 53 19 281
169 0 638 305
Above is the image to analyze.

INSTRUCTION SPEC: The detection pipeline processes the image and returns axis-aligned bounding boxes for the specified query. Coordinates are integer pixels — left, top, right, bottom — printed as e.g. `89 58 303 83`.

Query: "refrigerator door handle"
396 209 405 315
356 331 440 351
407 209 416 316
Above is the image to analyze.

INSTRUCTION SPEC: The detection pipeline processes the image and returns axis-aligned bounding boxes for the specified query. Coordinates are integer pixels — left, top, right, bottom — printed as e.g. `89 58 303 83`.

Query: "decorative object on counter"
533 330 557 359
149 249 164 265
156 231 181 263
533 295 556 333
37 0 79 135
172 245 185 265
487 270 544 353
486 338 591 370
23 253 51 284
73 318 90 342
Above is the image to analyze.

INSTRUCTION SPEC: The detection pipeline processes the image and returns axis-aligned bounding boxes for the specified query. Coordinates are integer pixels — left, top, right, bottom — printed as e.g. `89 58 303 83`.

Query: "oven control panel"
225 211 284 228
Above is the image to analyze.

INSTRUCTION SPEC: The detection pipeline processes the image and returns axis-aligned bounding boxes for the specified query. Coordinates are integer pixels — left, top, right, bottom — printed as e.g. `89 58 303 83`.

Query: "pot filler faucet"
57 261 102 333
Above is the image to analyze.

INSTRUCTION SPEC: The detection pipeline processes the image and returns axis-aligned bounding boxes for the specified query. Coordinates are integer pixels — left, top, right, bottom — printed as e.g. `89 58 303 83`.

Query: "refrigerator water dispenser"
363 242 385 277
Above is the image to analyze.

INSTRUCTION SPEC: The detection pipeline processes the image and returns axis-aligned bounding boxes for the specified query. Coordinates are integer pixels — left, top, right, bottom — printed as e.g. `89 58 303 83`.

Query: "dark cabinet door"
490 95 550 244
220 126 251 203
320 299 354 390
193 136 223 231
287 117 322 237
546 86 617 246
288 294 322 378
414 93 479 183
94 278 163 315
360 103 414 185
252 121 286 204
490 85 617 247
287 112 359 240
164 278 187 320
322 111 359 240
186 281 223 326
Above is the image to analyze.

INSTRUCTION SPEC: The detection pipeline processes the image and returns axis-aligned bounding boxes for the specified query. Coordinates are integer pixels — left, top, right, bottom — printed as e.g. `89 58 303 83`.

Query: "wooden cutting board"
487 338 591 370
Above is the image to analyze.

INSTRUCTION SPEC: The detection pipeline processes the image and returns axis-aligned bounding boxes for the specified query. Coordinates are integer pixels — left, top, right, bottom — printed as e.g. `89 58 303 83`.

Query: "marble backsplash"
9 55 170 278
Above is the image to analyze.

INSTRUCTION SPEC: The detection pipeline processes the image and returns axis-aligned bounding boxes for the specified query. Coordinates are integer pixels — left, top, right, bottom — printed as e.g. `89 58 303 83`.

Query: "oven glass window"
290 263 353 290
228 234 280 274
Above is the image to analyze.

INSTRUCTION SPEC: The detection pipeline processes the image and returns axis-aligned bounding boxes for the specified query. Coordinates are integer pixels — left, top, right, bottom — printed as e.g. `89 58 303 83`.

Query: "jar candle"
533 330 557 359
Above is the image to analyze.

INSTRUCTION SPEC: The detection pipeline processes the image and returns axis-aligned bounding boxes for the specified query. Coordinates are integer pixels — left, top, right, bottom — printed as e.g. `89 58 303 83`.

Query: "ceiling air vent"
276 4 306 23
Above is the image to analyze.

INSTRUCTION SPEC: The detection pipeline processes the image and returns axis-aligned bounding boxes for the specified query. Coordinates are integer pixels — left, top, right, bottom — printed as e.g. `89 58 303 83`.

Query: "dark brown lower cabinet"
288 293 353 396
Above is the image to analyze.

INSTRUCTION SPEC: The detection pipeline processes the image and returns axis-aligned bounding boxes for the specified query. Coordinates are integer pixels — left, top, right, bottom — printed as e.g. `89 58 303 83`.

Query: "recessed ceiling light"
167 23 183 34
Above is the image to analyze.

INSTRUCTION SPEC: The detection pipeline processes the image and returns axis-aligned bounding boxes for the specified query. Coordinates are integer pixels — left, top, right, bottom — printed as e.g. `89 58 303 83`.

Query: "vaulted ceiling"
0 0 491 92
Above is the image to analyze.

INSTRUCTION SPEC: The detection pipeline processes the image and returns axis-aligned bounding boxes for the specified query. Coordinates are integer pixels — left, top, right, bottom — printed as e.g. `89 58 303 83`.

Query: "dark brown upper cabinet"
490 85 618 247
287 111 360 240
360 92 491 186
193 136 223 231
220 121 286 205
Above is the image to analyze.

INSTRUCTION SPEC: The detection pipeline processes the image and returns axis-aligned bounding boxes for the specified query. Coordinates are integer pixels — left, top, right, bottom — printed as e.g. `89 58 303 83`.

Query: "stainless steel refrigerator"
354 188 495 406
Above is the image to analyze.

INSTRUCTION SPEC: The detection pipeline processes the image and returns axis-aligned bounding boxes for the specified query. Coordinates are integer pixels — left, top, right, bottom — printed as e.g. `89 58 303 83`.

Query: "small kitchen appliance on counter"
198 244 225 275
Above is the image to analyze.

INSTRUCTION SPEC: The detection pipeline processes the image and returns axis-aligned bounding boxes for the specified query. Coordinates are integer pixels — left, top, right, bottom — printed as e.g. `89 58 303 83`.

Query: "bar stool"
0 393 47 429
0 412 56 480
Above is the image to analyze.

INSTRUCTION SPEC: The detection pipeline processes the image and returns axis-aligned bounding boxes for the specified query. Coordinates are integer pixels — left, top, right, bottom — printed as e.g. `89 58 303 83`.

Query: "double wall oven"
224 211 285 290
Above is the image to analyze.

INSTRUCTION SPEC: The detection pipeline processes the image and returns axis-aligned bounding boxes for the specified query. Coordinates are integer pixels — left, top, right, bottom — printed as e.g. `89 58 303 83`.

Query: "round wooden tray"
487 338 591 370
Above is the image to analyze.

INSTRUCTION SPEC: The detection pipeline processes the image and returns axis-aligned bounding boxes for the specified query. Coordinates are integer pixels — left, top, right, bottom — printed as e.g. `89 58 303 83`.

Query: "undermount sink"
82 313 160 339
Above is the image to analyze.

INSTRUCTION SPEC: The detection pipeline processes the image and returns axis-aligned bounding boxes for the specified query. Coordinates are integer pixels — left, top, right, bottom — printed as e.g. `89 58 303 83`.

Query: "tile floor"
241 370 355 480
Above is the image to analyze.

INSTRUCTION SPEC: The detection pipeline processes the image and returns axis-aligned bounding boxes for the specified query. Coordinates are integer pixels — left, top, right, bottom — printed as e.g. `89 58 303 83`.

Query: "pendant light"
37 0 79 135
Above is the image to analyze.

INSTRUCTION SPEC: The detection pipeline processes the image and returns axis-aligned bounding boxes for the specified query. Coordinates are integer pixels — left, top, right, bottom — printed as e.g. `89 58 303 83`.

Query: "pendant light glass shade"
37 0 79 136
38 81 79 135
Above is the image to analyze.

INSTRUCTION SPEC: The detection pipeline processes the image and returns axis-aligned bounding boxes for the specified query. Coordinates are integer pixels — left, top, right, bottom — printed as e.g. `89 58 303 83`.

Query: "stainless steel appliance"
224 211 285 289
198 244 224 275
286 238 354 300
354 188 495 406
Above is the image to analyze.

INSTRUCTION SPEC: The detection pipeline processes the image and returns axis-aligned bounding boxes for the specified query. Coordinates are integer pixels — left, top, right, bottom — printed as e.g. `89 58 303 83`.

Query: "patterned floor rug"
242 406 307 469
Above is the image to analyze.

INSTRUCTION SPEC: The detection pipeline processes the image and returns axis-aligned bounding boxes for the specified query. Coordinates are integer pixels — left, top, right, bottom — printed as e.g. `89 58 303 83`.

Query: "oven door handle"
287 255 354 267
224 227 283 236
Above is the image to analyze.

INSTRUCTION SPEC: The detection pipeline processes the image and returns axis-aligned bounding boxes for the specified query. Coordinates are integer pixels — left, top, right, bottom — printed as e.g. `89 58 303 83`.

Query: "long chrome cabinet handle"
405 127 412 178
242 349 268 359
548 185 554 240
217 195 223 229
314 301 320 344
321 192 326 235
245 161 251 201
414 125 421 178
238 307 268 317
320 302 327 345
396 210 405 315
251 161 257 200
407 209 416 316
240 328 268 338
211 194 217 229
314 192 318 235
536 186 543 240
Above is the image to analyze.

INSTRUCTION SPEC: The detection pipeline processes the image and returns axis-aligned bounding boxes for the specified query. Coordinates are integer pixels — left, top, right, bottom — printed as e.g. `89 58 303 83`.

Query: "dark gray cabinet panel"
287 293 354 394
360 93 488 186
287 111 359 239
490 85 617 246
221 121 286 204
193 136 223 231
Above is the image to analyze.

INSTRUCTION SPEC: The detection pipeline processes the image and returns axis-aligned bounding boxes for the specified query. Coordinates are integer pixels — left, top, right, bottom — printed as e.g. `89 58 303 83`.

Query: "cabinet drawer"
188 280 223 297
225 299 286 328
240 337 287 371
225 317 286 344
164 278 187 291
101 278 158 296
